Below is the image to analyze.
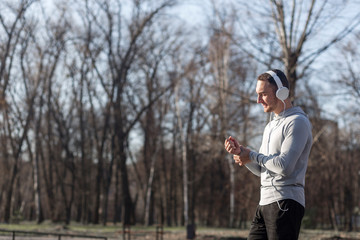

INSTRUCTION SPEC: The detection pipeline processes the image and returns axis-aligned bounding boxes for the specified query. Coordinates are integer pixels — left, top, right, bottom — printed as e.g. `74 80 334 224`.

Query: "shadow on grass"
218 238 246 240
209 237 246 240
321 237 360 240
199 235 246 240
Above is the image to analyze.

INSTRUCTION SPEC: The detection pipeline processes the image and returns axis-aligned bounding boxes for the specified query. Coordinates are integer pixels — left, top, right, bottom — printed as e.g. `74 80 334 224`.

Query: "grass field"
0 222 359 239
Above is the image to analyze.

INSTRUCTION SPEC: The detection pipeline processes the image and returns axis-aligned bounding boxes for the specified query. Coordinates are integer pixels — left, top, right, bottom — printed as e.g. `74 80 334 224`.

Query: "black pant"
247 199 304 240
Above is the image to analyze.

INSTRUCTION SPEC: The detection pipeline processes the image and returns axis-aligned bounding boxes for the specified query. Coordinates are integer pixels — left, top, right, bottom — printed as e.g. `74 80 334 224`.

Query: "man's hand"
233 146 251 166
224 136 241 155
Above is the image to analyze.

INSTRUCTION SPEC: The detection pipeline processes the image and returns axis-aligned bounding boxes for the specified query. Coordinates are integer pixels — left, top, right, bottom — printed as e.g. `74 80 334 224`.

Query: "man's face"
256 80 280 113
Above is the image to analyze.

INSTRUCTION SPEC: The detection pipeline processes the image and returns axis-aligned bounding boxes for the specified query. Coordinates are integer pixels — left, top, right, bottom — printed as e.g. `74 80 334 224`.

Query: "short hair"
257 69 290 90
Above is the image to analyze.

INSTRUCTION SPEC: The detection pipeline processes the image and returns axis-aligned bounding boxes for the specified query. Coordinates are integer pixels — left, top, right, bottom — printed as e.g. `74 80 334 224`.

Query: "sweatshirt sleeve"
249 117 311 176
245 151 261 177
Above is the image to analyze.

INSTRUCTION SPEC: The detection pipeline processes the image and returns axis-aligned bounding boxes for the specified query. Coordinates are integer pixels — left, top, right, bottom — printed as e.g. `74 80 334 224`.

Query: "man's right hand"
224 136 241 155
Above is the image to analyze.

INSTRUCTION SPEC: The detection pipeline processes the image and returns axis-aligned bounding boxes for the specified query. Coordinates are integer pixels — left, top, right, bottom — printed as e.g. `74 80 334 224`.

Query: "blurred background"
0 0 359 233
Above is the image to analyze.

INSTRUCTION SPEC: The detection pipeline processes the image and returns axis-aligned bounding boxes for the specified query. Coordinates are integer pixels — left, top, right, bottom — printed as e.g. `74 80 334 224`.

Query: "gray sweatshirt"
246 106 312 207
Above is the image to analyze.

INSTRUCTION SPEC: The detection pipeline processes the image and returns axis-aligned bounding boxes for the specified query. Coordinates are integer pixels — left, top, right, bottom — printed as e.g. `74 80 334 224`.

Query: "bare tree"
320 32 360 230
77 0 178 225
205 0 263 227
138 34 186 225
0 0 359 229
0 0 39 223
208 12 235 226
233 0 360 99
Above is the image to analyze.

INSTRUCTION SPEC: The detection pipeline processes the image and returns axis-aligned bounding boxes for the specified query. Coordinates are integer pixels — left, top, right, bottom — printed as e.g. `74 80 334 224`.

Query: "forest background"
0 0 360 233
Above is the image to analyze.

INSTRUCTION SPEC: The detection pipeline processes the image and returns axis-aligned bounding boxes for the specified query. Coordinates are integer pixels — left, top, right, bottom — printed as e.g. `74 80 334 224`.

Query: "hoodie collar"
273 106 306 120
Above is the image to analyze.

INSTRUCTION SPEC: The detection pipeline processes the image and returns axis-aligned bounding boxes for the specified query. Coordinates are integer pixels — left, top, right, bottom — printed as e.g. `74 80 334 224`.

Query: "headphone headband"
266 70 283 89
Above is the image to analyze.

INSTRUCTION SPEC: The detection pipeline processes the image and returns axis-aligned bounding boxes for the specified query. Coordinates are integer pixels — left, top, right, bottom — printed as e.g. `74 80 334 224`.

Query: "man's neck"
274 100 293 115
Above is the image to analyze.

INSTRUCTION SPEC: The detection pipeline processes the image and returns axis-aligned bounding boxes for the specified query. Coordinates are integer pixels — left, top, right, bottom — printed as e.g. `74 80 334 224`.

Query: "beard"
261 97 280 113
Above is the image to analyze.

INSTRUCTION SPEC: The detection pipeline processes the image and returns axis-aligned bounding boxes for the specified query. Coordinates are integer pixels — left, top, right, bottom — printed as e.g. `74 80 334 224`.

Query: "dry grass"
1 223 360 240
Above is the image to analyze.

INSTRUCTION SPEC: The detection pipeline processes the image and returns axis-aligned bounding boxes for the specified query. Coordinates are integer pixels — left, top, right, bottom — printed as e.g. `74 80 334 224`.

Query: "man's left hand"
233 146 251 166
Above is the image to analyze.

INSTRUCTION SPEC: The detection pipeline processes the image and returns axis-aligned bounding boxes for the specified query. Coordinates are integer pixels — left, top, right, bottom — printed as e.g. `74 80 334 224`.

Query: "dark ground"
116 228 360 240
1 225 360 240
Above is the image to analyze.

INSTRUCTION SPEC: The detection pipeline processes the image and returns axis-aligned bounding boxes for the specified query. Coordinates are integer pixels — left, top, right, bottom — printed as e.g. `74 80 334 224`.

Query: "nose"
257 95 262 103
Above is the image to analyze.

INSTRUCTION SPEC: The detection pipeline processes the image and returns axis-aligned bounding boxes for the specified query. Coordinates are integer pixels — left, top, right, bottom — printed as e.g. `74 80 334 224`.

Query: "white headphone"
266 70 289 101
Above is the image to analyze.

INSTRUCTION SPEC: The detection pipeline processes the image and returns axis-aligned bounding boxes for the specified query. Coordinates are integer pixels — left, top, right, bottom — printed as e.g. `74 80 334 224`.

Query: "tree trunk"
228 155 235 227
93 153 103 224
102 134 116 225
3 93 36 222
144 153 157 226
175 84 189 226
119 144 134 225
33 96 44 223
79 75 89 224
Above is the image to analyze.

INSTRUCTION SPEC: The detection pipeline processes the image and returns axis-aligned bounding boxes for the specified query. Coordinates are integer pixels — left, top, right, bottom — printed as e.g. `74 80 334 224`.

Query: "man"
224 69 312 240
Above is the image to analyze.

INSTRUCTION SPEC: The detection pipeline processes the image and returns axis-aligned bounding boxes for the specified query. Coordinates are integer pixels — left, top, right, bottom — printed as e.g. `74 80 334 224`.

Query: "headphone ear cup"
276 87 289 101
